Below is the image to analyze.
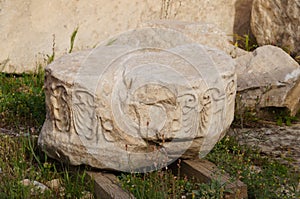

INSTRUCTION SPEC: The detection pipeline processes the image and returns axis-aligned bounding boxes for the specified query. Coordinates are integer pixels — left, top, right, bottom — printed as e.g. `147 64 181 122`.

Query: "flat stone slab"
38 28 236 172
86 171 135 199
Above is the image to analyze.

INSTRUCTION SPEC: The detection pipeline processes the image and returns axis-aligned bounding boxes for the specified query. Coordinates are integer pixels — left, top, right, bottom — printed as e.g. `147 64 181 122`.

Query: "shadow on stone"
233 0 256 45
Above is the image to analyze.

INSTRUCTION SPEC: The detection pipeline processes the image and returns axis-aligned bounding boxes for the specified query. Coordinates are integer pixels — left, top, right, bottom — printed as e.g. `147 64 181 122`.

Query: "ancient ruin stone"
251 0 300 57
140 20 247 58
38 28 236 172
236 45 300 116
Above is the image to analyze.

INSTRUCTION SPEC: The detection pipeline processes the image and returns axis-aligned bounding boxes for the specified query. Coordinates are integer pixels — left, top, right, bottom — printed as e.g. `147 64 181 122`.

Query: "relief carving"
39 29 237 172
49 82 71 132
199 89 212 136
226 79 236 101
178 93 199 137
73 90 98 141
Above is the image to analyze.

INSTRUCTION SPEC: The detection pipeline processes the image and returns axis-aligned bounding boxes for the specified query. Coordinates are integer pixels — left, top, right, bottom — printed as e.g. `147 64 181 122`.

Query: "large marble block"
38 28 236 172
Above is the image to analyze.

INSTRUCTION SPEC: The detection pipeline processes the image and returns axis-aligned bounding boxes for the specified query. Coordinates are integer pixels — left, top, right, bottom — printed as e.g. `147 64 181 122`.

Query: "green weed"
118 169 228 199
0 67 94 198
0 68 45 130
46 34 55 65
0 134 94 198
69 27 79 53
233 33 258 52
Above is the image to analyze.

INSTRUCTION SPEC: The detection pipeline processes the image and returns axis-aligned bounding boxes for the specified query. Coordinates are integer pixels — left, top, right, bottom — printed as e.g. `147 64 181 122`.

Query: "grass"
0 134 94 198
0 67 45 130
118 169 228 199
0 70 94 198
69 27 79 53
232 33 258 52
0 67 299 198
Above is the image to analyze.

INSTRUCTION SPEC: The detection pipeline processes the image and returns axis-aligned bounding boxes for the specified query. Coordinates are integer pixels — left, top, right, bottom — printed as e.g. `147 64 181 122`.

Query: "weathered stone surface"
38 28 237 172
251 0 300 57
235 45 300 116
140 20 247 58
0 0 252 73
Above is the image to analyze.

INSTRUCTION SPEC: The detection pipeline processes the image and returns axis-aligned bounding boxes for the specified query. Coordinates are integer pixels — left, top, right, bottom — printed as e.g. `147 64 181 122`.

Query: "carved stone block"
38 28 236 172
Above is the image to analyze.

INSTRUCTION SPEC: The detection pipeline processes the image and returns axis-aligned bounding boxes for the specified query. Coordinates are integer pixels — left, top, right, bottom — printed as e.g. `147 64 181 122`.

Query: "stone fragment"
0 0 252 73
20 179 50 194
235 45 300 116
38 28 236 172
251 0 300 57
46 179 61 191
20 179 31 187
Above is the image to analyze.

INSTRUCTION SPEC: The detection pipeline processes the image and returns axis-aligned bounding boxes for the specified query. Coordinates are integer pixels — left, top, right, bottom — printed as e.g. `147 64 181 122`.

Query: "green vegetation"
0 68 45 130
119 169 227 199
233 33 258 52
234 106 299 128
273 109 298 126
0 134 94 198
0 70 94 198
69 27 79 53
